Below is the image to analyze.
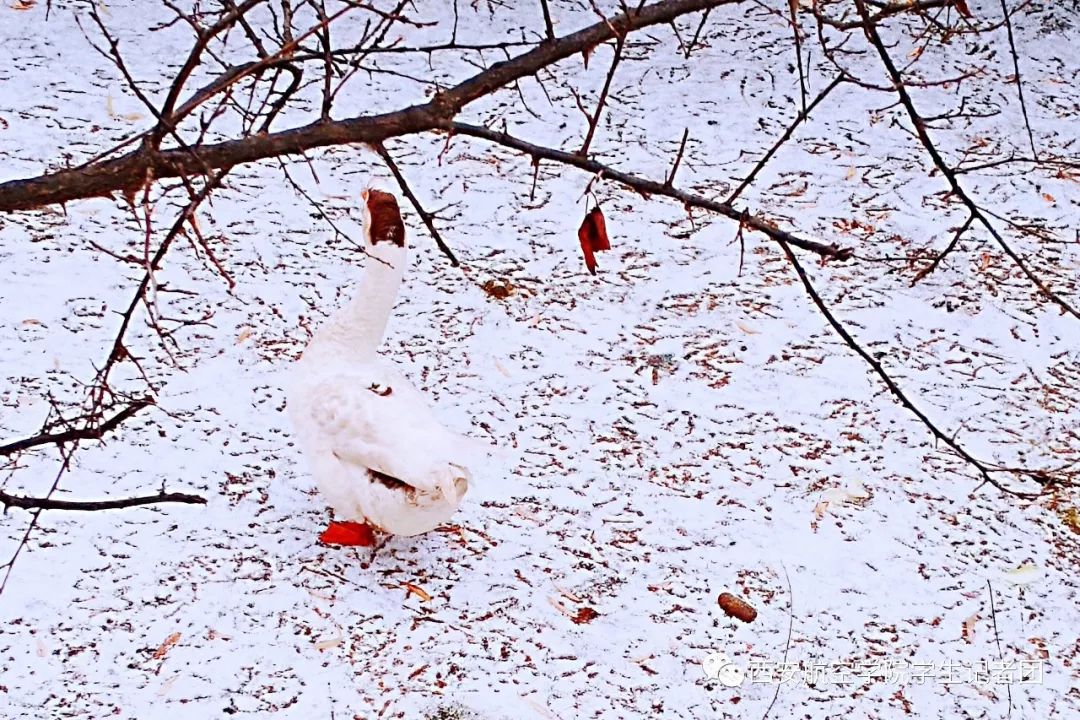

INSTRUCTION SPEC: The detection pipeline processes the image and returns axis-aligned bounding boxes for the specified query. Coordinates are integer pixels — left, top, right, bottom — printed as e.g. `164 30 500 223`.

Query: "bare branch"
152 0 269 147
579 35 625 156
775 233 1048 498
374 142 460 266
451 122 853 261
0 0 741 212
539 0 556 41
665 127 690 187
0 399 153 458
726 72 847 203
96 171 232 392
997 0 1038 160
787 0 808 116
0 489 207 512
910 213 975 284
684 8 711 58
854 0 1079 320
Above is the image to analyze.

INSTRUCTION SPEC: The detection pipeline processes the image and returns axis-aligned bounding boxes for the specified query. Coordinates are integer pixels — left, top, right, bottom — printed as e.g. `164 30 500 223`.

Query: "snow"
1 1 1078 719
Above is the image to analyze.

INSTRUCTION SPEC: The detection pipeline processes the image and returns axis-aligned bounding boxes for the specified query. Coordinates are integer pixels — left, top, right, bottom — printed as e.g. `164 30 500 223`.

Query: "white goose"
288 189 470 544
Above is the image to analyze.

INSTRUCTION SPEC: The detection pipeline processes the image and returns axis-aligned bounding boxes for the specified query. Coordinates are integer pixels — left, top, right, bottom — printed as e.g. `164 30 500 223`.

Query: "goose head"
361 188 406 251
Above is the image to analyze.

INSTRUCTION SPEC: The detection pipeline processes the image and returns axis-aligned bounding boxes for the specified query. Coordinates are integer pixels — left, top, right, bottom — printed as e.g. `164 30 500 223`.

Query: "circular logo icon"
702 652 745 687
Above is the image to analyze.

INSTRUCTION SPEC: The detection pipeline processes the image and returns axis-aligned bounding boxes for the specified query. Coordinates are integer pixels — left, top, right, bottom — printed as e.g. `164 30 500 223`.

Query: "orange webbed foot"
319 520 376 546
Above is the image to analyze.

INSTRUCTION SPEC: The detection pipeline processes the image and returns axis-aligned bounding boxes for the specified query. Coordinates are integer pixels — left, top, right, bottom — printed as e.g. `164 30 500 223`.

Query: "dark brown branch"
787 0 808 116
0 489 207 512
0 399 152 458
316 0 335 121
276 159 367 254
374 143 461 266
539 0 556 40
997 0 1038 160
684 8 711 58
985 579 1014 713
911 213 974 284
726 72 846 203
812 0 953 31
760 563 794 720
774 233 1041 498
326 0 413 113
1 448 74 595
579 34 625 156
259 63 304 132
665 127 690 187
450 122 852 261
0 0 740 213
223 0 270 59
326 41 537 62
854 0 1079 320
954 154 1079 176
152 0 268 146
96 171 232 391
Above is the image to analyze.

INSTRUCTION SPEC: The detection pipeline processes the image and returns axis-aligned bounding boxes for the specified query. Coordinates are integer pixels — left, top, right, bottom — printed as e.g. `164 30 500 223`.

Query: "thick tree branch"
0 0 740 213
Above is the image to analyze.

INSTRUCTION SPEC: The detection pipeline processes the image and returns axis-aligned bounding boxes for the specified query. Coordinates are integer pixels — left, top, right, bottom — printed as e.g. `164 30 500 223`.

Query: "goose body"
288 189 469 539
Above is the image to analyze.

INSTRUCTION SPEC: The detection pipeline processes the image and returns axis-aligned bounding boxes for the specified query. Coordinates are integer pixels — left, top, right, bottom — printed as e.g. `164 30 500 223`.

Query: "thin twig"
684 8 711 57
997 0 1038 160
761 563 794 720
0 448 74 595
665 128 690 187
986 579 1013 717
787 0 808 117
727 72 846 203
152 0 268 147
0 399 152 457
97 171 232 391
911 213 975 284
579 35 625 157
317 0 336 121
539 0 556 40
375 143 461 266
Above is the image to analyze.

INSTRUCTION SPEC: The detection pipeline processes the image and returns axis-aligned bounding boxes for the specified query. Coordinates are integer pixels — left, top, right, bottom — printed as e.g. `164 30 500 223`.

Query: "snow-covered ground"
1 1 1077 718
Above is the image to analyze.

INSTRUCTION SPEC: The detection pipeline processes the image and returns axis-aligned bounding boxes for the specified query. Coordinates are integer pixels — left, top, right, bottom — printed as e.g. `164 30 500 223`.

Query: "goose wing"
294 368 456 493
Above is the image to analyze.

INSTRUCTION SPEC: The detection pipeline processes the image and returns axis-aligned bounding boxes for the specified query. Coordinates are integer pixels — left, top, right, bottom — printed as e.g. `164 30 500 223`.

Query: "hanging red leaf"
954 0 972 18
319 520 376 546
578 206 611 275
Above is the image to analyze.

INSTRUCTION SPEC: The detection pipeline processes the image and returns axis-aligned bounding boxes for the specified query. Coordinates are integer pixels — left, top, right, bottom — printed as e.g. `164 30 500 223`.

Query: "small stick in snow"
0 489 206 512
